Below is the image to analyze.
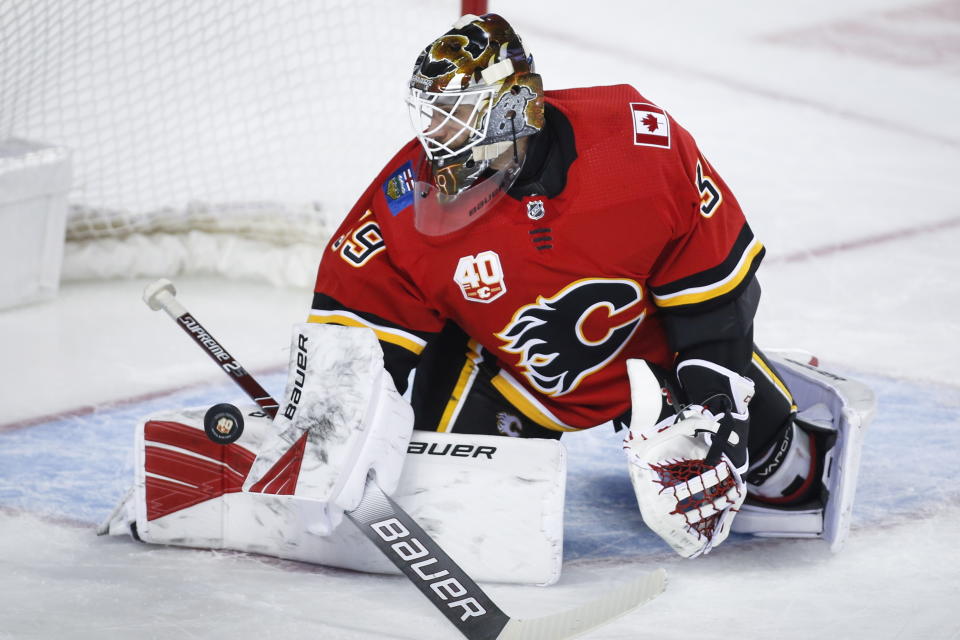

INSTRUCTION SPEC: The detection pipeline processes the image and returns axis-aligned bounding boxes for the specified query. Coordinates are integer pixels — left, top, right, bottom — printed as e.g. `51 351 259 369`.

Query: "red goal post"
0 0 487 287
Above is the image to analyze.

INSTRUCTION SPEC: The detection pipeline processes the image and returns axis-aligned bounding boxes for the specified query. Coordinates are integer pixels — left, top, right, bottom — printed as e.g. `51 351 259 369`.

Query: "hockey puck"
203 403 244 444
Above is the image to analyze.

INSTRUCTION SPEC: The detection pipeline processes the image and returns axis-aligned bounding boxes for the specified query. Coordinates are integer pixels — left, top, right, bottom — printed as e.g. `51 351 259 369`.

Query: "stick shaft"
348 477 510 640
148 284 279 417
142 279 507 639
173 310 279 417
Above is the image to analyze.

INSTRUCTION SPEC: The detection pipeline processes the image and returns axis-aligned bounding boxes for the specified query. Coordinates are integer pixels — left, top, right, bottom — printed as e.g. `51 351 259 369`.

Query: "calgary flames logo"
496 278 646 397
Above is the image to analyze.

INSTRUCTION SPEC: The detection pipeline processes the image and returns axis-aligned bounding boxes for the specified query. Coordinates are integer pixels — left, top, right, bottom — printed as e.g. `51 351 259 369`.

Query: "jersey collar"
508 102 577 200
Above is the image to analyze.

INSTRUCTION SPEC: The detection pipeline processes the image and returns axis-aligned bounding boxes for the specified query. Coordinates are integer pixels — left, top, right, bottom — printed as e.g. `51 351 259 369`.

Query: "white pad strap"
472 140 513 161
242 323 413 535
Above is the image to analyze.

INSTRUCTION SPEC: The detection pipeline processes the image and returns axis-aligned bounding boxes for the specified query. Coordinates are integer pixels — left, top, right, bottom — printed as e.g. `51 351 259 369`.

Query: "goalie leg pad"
241 323 413 535
731 351 876 551
746 420 817 503
101 408 566 586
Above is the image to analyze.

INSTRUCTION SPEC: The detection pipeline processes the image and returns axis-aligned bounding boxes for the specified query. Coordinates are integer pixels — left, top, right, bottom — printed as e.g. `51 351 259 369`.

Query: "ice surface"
2 0 960 638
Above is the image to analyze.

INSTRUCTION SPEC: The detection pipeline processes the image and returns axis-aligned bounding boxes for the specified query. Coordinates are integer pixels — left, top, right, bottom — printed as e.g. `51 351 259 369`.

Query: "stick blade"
496 568 667 640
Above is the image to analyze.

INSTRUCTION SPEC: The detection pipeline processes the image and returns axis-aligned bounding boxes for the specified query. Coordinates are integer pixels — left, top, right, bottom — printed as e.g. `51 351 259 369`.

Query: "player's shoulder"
546 83 646 106
350 138 433 260
375 139 421 221
326 139 421 254
545 84 654 124
546 84 693 158
339 138 420 227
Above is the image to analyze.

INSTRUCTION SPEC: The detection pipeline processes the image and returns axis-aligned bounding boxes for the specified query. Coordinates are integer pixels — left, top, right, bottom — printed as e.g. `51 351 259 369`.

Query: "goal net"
0 0 474 287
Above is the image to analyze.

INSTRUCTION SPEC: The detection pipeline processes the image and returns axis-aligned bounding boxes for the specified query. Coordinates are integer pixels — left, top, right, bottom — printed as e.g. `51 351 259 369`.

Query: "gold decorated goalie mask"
406 13 545 235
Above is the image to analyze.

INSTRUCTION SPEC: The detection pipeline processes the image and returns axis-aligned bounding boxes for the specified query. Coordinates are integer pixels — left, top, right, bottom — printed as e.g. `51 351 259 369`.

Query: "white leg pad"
102 407 566 586
731 350 876 551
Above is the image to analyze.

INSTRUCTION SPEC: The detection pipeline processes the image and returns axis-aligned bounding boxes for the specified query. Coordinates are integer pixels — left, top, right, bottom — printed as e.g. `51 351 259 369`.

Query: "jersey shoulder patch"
629 102 671 149
382 160 416 215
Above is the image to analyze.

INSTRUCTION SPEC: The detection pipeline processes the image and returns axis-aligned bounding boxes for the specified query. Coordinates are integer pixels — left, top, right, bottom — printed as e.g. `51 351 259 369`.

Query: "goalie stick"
143 280 278 416
142 278 666 640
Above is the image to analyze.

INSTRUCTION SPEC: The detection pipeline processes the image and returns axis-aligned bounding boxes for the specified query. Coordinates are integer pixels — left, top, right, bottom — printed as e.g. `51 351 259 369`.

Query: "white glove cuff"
676 358 755 416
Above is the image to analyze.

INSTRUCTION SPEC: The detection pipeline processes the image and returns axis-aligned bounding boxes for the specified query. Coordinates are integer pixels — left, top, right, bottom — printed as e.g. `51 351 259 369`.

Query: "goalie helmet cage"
0 0 487 287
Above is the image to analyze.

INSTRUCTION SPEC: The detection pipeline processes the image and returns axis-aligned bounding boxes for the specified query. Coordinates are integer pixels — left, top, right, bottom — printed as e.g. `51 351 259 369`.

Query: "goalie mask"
407 13 545 235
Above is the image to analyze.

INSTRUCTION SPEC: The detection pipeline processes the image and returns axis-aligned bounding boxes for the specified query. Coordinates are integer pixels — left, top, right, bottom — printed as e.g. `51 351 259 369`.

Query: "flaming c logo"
496 278 646 396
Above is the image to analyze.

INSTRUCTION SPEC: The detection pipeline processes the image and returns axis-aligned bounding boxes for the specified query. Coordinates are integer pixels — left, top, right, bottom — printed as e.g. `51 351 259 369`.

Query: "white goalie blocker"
100 324 565 585
731 350 876 551
242 323 411 536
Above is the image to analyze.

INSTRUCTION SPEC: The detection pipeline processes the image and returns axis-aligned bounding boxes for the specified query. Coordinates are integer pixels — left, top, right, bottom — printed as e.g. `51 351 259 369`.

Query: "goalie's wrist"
685 401 748 424
675 359 755 416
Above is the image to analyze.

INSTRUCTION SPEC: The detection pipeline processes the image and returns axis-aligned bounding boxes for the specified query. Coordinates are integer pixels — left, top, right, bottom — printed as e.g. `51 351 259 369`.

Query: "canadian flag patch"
630 103 671 148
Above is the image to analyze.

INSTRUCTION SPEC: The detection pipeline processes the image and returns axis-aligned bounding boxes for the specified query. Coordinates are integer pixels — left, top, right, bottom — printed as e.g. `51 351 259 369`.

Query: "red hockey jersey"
313 84 764 431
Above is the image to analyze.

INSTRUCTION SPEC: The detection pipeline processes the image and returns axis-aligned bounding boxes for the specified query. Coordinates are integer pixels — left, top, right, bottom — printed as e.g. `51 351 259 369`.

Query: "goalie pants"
410 323 797 460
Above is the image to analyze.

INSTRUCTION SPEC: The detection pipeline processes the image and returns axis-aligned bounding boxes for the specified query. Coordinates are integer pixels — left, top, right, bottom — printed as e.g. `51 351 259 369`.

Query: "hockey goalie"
103 12 876 568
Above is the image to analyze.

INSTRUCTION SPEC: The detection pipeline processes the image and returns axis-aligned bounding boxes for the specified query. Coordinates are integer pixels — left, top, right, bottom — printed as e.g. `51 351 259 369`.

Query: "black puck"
203 403 244 444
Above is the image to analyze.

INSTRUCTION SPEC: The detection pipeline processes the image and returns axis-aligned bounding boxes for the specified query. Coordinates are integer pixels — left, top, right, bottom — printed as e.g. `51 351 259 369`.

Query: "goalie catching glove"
623 359 755 558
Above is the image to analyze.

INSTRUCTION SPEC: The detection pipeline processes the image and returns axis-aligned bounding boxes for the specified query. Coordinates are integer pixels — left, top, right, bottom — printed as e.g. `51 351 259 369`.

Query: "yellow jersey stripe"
307 311 427 355
437 340 483 433
751 352 798 412
491 371 581 432
653 238 764 308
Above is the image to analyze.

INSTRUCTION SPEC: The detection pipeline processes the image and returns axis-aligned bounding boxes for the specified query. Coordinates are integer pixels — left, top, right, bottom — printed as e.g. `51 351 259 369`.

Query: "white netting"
0 0 460 286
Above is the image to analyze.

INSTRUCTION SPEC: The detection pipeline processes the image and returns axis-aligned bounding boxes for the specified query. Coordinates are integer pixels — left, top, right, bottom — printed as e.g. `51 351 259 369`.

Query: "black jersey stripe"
309 292 435 355
650 223 765 310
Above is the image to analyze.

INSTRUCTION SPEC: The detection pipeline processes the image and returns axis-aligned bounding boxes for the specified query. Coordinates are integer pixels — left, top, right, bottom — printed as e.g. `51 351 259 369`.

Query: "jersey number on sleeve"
696 160 722 218
336 219 386 267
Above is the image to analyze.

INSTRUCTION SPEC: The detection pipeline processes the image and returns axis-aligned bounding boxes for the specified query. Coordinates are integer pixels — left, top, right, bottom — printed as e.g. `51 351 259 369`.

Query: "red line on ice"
0 364 284 434
769 215 960 264
0 386 196 434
